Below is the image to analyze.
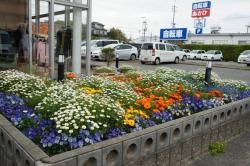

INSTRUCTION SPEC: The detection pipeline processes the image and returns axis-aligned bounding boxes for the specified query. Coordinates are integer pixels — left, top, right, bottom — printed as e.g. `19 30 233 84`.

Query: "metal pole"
58 55 65 81
205 61 212 86
72 0 82 75
28 0 33 74
35 0 40 34
172 0 177 28
65 0 70 26
49 0 55 78
115 53 119 75
86 0 92 76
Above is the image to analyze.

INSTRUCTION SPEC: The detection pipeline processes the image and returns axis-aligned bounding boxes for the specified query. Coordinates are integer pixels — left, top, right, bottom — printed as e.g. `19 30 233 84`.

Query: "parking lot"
89 60 250 82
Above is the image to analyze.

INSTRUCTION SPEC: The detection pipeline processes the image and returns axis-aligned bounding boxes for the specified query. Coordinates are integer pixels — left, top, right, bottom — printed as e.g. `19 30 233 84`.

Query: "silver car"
104 44 138 60
238 50 250 67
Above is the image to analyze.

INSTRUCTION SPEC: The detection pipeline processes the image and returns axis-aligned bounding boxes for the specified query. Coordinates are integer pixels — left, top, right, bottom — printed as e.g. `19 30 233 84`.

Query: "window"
166 45 174 51
159 44 166 50
122 45 132 49
191 40 204 44
103 41 118 47
142 43 153 50
215 51 221 54
115 45 122 50
174 45 182 51
238 40 250 45
155 44 159 50
0 33 11 44
212 40 228 45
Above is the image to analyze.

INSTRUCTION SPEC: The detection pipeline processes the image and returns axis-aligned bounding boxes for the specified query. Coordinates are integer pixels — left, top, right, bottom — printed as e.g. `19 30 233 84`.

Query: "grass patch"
209 141 227 155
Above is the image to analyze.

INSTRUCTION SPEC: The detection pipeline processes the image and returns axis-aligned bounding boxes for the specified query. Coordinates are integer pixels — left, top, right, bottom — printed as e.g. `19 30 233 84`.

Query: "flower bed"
0 69 250 156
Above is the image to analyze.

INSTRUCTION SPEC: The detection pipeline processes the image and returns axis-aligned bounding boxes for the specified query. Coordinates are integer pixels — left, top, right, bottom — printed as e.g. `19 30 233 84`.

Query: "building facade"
185 33 250 45
92 22 107 37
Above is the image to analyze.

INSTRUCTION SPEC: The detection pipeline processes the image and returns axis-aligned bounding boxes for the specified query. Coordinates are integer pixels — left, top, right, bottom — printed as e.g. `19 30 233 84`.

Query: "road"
115 61 250 82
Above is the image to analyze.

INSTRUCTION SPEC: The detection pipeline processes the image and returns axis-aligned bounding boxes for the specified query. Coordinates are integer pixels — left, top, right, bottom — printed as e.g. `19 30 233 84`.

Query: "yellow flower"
82 87 103 94
124 119 135 127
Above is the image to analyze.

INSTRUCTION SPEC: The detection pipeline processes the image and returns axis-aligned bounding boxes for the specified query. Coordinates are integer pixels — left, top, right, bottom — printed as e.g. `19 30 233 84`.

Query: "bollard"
58 55 65 81
115 53 119 75
205 60 212 86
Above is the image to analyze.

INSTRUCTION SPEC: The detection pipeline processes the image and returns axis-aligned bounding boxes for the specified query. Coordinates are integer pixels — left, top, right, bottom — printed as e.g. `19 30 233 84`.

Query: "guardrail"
1 97 250 166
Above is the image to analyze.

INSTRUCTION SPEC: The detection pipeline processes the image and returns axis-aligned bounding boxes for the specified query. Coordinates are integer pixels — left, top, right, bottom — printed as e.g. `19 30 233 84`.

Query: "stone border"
0 97 250 166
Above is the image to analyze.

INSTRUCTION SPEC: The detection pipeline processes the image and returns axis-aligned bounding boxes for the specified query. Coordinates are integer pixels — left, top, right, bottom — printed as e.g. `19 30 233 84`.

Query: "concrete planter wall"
0 97 250 166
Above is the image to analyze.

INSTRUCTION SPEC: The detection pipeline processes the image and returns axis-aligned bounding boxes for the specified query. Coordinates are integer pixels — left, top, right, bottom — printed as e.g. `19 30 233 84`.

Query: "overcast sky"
91 0 250 38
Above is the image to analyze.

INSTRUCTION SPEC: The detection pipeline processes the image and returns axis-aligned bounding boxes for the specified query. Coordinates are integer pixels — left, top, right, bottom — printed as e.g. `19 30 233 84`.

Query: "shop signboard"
192 1 211 18
160 28 188 40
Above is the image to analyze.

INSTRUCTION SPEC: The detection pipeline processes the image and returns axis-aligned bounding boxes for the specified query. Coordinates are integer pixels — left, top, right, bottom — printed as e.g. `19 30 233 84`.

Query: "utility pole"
141 17 147 42
247 24 250 33
172 0 177 28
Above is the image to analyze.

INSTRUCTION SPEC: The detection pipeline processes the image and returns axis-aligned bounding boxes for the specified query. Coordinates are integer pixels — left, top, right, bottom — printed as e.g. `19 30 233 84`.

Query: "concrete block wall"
0 97 250 166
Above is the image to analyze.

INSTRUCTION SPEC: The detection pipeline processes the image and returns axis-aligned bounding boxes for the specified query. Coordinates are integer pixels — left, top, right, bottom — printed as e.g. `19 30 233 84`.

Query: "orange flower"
150 82 155 86
144 103 151 109
209 90 223 98
153 109 160 113
194 92 201 98
159 107 165 111
150 94 156 99
66 72 77 79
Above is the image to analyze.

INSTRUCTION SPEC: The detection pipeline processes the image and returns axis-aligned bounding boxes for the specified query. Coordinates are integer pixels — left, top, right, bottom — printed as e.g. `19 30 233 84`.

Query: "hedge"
180 44 250 62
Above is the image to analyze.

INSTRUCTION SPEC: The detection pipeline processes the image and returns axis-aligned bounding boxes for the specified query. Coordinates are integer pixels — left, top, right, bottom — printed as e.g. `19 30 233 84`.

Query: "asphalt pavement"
112 60 250 82
191 131 250 166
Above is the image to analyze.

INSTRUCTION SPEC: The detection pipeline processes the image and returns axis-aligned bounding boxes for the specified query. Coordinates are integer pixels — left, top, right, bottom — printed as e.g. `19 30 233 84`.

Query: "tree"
108 28 129 43
101 47 115 67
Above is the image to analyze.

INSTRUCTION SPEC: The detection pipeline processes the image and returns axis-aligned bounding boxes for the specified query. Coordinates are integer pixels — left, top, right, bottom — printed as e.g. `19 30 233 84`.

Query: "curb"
181 61 250 71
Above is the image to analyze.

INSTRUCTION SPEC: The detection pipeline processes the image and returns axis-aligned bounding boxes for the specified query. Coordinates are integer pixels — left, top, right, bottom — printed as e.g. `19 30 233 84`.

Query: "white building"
185 33 250 45
132 36 160 44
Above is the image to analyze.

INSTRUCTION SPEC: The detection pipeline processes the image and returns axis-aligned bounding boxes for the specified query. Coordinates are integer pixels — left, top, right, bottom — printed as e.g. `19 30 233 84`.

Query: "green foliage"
94 66 115 74
181 44 250 61
108 27 129 43
101 47 115 67
209 141 227 155
119 65 137 74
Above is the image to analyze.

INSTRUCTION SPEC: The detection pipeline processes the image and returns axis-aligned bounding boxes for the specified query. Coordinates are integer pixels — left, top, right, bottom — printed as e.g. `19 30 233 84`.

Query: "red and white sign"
192 9 210 18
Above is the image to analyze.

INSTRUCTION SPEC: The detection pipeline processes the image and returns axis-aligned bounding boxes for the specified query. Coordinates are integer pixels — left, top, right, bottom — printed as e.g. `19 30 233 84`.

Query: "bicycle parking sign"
160 28 188 40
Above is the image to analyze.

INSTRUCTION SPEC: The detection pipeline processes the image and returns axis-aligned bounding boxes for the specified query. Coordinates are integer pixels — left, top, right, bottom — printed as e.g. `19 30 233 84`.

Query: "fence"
1 97 250 166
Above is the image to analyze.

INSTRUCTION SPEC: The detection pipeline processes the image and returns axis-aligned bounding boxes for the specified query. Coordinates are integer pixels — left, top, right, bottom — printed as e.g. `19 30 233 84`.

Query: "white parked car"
188 50 206 60
81 39 119 60
172 45 188 61
103 44 138 60
139 42 181 65
238 50 250 67
201 50 223 61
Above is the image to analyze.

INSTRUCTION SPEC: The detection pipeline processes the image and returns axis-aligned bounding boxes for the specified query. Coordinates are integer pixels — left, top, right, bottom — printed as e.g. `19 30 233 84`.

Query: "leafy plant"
101 47 115 67
119 65 137 74
94 66 115 74
209 141 227 155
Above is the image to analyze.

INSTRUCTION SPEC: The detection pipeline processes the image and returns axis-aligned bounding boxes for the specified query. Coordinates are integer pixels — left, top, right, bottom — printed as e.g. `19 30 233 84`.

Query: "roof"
92 21 104 26
188 33 250 37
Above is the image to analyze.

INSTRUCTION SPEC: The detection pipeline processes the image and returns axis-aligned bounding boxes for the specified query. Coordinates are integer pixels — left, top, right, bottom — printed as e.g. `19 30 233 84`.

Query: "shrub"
94 66 115 74
119 65 137 73
101 47 115 67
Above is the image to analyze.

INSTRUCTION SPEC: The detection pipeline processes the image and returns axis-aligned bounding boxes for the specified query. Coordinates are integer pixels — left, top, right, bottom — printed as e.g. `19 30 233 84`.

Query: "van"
139 42 181 65
81 39 119 60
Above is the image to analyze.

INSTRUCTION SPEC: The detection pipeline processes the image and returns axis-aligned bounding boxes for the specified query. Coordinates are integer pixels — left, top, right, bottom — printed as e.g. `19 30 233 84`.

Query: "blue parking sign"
160 28 188 40
195 28 203 34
